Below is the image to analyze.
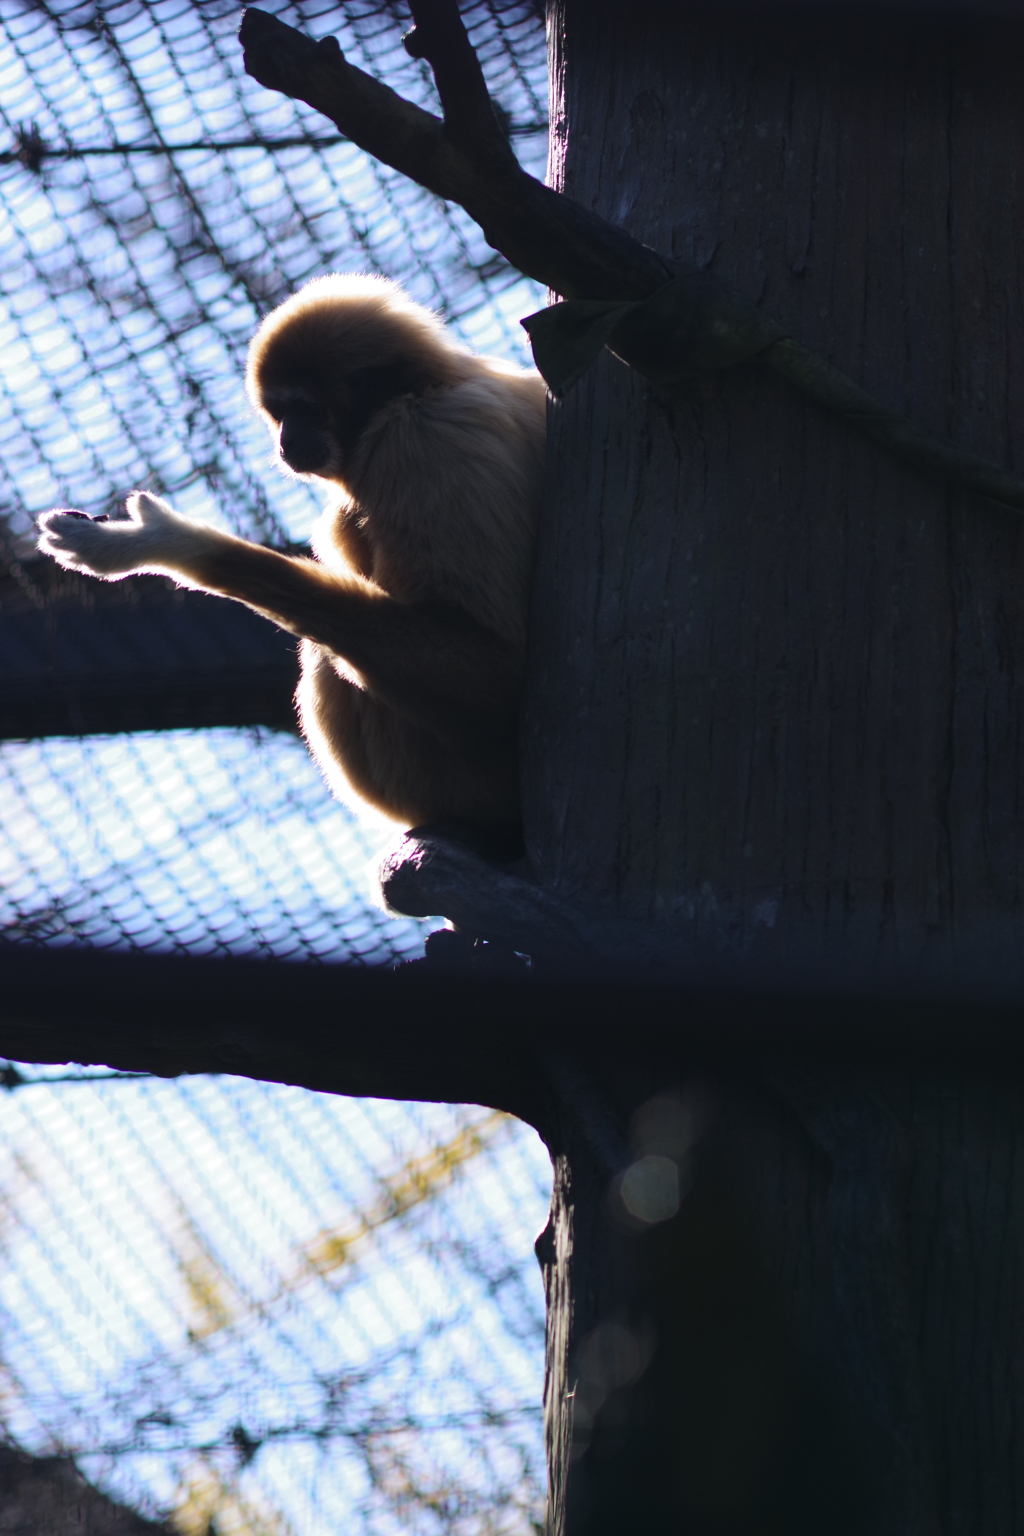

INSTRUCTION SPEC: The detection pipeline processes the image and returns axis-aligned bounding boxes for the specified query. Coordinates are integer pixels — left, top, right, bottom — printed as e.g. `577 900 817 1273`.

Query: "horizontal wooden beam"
0 558 299 738
3 944 1024 1137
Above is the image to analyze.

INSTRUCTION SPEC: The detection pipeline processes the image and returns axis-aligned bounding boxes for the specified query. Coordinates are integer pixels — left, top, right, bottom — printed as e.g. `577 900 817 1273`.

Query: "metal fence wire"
0 1 553 1530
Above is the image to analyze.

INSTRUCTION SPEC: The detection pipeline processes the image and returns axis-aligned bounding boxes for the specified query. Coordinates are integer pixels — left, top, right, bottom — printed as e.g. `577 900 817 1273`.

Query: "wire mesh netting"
0 728 433 962
0 1069 553 1534
0 2 553 1530
0 0 547 965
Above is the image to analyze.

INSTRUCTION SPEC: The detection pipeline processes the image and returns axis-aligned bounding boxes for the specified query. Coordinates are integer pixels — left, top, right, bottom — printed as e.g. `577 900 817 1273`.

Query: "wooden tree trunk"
524 4 1024 1531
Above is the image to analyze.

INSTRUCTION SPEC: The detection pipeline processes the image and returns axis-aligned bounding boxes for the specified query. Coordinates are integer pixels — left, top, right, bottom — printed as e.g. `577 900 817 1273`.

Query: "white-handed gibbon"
37 275 547 833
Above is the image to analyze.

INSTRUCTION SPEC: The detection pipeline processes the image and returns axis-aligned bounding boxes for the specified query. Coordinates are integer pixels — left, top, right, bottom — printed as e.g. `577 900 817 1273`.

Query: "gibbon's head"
246 274 469 481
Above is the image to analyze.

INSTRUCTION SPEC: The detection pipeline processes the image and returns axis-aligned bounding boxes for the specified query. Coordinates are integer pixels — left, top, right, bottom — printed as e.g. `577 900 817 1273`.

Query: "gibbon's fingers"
37 508 147 578
124 490 181 527
38 494 205 581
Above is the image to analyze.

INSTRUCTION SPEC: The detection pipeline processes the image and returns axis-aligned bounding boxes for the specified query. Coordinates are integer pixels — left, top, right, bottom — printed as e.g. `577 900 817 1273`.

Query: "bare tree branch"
402 0 518 171
237 6 672 302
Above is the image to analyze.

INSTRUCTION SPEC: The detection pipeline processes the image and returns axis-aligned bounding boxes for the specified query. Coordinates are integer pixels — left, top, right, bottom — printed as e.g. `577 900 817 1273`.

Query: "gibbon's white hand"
37 492 192 579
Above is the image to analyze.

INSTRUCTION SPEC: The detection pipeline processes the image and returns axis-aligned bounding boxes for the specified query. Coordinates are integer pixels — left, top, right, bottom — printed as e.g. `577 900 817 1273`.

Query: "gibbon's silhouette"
39 276 547 833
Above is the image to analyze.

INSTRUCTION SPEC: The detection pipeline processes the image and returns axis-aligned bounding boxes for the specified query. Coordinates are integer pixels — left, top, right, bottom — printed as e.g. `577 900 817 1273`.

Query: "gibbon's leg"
299 643 522 826
38 494 521 742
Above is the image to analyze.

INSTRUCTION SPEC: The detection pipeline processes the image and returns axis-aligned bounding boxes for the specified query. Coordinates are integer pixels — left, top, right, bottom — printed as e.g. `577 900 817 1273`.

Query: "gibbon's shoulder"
351 362 546 491
340 368 543 644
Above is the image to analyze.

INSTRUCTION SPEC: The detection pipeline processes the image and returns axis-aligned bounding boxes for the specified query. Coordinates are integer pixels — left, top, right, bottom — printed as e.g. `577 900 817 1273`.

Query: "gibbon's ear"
328 358 438 458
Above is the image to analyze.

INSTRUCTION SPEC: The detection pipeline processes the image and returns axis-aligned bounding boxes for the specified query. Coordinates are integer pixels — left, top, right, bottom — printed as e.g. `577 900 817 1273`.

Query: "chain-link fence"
0 3 552 1529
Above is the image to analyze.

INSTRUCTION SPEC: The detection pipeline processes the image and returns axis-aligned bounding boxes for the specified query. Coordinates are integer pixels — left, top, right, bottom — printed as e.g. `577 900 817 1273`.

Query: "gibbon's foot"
420 928 531 978
37 492 191 579
408 820 526 864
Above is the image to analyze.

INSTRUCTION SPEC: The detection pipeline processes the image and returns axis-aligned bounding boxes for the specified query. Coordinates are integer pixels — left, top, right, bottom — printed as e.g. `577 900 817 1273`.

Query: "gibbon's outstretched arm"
38 494 522 743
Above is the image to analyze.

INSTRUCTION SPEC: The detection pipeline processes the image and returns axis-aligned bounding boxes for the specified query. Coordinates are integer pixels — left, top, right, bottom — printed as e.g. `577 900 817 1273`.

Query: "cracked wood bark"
528 4 1024 1534
527 2 1024 980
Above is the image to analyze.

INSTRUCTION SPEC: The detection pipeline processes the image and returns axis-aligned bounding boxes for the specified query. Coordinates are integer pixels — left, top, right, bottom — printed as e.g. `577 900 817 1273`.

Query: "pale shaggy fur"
38 274 548 827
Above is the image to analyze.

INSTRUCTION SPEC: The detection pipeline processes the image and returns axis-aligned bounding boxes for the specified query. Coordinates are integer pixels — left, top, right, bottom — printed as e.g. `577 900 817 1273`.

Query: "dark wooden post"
524 4 1024 1531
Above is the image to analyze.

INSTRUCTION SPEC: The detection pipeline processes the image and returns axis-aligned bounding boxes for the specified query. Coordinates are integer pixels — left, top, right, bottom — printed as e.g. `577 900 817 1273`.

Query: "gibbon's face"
259 386 336 478
258 360 437 485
